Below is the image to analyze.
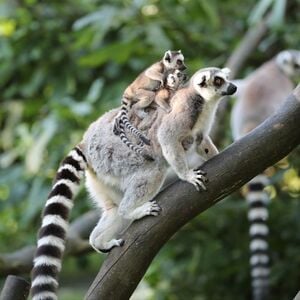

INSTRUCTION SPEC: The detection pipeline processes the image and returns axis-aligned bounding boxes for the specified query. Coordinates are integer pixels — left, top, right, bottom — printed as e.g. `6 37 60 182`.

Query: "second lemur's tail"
246 175 270 300
30 146 87 300
113 97 151 145
118 120 154 161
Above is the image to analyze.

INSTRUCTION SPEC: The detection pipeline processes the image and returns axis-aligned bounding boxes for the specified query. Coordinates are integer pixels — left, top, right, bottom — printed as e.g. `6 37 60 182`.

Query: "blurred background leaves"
0 0 299 299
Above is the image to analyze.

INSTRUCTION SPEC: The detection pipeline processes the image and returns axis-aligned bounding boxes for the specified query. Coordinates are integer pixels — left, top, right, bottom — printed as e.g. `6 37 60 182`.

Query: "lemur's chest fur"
190 95 218 136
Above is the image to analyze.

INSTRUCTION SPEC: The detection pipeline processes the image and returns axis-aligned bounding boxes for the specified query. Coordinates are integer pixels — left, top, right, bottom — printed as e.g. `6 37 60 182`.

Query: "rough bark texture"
0 211 98 277
294 291 300 300
225 19 269 79
85 86 300 300
211 17 269 142
0 275 30 300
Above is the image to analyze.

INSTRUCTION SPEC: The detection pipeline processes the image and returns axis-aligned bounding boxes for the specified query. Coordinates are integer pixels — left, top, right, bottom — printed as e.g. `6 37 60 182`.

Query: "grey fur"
114 50 186 148
80 67 236 252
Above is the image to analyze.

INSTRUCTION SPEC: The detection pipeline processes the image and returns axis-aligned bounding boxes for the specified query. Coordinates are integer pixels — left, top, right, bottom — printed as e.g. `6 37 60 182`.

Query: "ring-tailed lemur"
118 69 187 160
231 49 300 300
113 50 186 145
30 67 236 300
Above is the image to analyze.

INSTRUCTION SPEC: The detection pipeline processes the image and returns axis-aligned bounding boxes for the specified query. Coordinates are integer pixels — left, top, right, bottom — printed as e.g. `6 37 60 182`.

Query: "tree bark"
0 211 98 277
85 86 300 300
0 275 30 300
294 291 300 300
211 16 270 142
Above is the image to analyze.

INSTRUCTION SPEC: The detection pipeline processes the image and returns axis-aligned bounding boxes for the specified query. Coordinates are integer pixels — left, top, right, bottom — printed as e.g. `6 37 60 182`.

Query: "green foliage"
0 0 299 299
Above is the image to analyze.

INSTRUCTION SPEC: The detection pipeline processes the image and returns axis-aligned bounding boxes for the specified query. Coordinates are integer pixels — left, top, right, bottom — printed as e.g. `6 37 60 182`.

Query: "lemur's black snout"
226 83 237 95
180 63 187 71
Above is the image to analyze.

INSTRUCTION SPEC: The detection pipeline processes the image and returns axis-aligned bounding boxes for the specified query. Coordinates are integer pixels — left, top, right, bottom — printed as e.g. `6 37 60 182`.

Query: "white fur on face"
167 74 176 88
163 51 185 69
191 68 232 100
276 50 300 77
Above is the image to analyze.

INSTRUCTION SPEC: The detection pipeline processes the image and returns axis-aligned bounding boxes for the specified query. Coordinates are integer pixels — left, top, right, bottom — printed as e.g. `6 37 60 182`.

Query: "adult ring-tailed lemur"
30 66 236 300
231 49 300 300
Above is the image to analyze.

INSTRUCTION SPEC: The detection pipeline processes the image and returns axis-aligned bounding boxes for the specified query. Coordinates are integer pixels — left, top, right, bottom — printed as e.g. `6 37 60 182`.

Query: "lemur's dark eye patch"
214 76 225 87
294 63 300 69
177 59 183 65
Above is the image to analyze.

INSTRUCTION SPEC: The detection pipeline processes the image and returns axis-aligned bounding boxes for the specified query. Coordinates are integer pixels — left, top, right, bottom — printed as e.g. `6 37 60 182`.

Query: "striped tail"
117 120 153 161
30 146 87 300
246 175 270 300
113 98 151 145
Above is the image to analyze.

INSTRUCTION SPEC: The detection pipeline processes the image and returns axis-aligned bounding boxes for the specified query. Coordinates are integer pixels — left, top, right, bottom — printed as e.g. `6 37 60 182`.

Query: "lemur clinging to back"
113 50 186 146
30 66 236 300
119 69 187 160
231 49 300 300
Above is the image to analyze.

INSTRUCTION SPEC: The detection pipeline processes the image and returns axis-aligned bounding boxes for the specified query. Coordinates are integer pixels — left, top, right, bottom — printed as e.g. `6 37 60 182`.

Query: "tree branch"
294 291 300 300
0 211 98 277
225 18 269 79
0 275 30 300
85 86 300 300
212 16 269 142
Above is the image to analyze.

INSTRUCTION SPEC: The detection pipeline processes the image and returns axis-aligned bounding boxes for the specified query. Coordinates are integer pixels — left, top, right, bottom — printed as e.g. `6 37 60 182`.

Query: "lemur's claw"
187 169 207 191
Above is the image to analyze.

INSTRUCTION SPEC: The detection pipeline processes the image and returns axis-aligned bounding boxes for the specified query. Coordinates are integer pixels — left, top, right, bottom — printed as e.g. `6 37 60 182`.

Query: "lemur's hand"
185 169 207 191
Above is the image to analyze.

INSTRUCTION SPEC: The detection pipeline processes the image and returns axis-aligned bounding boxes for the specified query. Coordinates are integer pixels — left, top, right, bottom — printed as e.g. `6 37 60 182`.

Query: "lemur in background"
30 67 236 300
113 50 186 146
231 49 300 300
119 69 187 160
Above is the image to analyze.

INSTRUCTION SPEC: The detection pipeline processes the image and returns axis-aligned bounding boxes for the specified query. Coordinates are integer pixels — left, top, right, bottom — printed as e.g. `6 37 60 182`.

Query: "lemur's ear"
221 67 231 76
199 75 207 87
164 50 171 62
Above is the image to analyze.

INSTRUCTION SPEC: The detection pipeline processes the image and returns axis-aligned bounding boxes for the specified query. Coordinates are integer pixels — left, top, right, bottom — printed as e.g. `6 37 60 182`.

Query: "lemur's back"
81 107 166 180
232 60 293 138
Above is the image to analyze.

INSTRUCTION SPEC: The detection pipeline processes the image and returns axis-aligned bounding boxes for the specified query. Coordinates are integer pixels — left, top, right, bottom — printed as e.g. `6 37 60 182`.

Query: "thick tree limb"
0 275 30 300
212 16 269 142
294 291 300 300
225 19 269 79
85 86 300 300
0 211 98 277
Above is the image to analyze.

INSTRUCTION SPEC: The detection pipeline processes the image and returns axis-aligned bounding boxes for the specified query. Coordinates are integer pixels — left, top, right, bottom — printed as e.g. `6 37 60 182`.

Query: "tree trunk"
85 86 300 300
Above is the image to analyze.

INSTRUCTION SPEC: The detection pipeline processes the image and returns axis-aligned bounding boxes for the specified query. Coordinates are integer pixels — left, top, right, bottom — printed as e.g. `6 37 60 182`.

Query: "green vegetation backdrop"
0 0 299 299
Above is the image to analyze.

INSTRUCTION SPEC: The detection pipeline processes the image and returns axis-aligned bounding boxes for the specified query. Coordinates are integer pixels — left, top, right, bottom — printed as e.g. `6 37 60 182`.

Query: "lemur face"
276 50 300 77
166 70 187 90
192 67 237 101
163 50 187 71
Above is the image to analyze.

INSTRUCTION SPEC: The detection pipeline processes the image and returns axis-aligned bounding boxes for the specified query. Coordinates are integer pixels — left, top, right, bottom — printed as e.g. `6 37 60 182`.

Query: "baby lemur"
30 67 236 300
113 50 186 146
119 69 187 160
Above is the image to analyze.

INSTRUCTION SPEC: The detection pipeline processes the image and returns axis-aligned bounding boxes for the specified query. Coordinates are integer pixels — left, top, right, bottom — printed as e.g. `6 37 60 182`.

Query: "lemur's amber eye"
177 59 183 65
214 76 225 87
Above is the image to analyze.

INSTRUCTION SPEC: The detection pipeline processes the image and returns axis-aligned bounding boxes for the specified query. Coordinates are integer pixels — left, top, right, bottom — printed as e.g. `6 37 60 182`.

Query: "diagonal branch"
0 211 98 277
85 85 300 300
212 16 270 142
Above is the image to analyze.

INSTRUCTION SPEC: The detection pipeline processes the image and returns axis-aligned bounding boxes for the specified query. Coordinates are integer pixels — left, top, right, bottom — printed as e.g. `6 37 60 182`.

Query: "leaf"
248 0 273 24
199 1 220 29
25 116 58 174
78 41 134 67
73 7 117 31
145 24 172 52
268 0 286 28
85 78 104 103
